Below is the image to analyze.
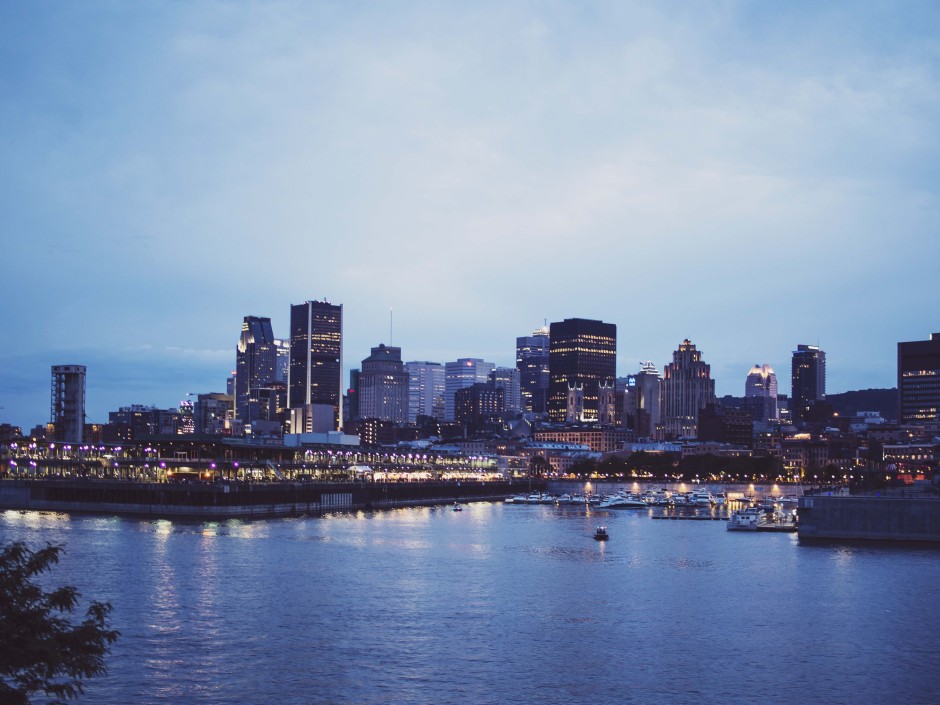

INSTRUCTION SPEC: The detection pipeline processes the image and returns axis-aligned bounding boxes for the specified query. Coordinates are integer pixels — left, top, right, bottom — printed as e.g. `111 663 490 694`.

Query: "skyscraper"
660 339 715 439
444 358 495 421
516 327 550 414
357 344 409 423
51 365 85 443
791 344 825 424
744 364 778 423
288 300 343 432
405 361 445 422
898 333 940 424
622 361 662 437
547 318 617 423
490 367 522 416
235 316 277 423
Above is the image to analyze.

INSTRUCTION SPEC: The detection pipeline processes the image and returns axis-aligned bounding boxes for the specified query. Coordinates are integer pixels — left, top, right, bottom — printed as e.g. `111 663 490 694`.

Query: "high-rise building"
357 344 409 423
660 339 715 439
274 339 290 383
288 300 343 432
444 358 495 421
454 382 504 434
791 344 825 424
516 327 550 414
51 365 86 443
235 316 277 423
898 333 940 424
405 361 445 422
547 318 617 423
490 367 522 416
744 364 778 423
622 361 662 437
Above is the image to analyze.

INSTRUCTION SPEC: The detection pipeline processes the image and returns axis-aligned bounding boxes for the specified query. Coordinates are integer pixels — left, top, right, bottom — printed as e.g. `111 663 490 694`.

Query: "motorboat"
598 492 648 509
689 491 715 506
453 502 463 512
727 506 770 530
593 526 609 541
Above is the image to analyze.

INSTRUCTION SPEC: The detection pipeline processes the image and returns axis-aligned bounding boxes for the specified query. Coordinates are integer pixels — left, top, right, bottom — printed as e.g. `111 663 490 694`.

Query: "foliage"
0 542 119 704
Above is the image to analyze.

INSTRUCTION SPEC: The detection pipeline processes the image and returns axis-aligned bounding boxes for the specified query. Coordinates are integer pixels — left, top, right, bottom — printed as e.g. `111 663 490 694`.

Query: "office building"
547 318 617 423
454 382 504 434
235 316 277 423
288 300 343 432
357 344 409 423
274 339 290 383
660 339 715 439
516 327 550 414
744 364 778 423
405 361 445 422
622 361 662 437
898 333 940 424
51 365 86 443
444 358 495 421
490 367 522 416
791 344 825 424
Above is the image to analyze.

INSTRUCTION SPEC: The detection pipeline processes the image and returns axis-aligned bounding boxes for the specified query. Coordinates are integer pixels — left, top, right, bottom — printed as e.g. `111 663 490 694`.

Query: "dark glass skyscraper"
791 344 825 424
898 333 940 424
516 327 550 414
288 300 343 430
547 318 617 423
235 316 276 423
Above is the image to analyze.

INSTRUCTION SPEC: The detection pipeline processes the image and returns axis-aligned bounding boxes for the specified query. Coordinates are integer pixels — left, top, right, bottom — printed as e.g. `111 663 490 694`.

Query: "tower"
288 300 343 432
660 339 715 439
791 344 825 424
898 333 940 424
744 364 778 423
444 359 495 421
547 318 617 423
235 316 277 423
358 344 409 423
51 365 86 443
404 361 445 422
516 327 550 414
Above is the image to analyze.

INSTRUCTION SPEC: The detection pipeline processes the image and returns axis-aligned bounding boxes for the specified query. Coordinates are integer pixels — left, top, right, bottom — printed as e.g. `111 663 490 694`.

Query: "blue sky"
1 1 938 429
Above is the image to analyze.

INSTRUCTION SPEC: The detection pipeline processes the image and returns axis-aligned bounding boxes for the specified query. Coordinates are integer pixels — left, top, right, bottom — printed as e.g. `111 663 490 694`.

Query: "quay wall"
0 479 532 519
798 495 940 542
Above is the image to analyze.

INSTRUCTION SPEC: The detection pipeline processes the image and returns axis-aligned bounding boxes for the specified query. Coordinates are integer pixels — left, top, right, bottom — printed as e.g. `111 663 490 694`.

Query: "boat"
689 491 715 506
452 502 463 512
593 526 609 541
598 492 648 509
727 506 769 530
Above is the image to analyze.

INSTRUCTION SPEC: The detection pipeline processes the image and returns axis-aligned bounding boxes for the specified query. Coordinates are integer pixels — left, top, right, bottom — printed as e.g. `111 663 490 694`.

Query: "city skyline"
2 2 939 428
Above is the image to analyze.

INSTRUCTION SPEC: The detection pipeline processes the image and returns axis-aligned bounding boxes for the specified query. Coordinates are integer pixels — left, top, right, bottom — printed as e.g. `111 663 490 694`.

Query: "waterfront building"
357 344 409 424
744 364 779 423
532 426 629 453
490 367 522 416
194 393 234 435
405 361 445 422
791 344 826 424
622 362 662 437
51 365 86 443
660 340 715 439
107 404 183 439
547 318 617 423
898 332 940 424
444 358 495 421
288 300 343 432
235 316 277 423
516 327 550 414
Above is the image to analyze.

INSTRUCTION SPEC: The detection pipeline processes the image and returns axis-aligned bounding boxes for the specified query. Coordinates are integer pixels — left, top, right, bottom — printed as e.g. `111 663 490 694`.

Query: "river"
2 502 939 704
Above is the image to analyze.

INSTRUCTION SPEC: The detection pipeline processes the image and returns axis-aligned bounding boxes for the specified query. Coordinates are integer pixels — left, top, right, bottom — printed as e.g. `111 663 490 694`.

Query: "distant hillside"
719 388 898 421
826 388 897 421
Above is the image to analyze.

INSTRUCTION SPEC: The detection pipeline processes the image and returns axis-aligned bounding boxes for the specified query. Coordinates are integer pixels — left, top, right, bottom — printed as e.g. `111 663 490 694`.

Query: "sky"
1 1 939 430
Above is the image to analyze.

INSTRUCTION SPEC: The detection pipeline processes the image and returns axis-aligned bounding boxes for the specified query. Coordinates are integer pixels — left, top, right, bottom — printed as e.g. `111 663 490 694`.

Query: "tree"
0 542 119 704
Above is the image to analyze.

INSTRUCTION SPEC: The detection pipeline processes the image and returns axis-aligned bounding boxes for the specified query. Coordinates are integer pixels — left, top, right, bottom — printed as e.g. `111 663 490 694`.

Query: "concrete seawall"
798 494 940 542
0 479 534 519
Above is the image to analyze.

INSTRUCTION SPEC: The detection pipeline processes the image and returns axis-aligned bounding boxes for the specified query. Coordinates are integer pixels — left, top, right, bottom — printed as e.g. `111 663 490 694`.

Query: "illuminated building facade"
235 316 277 423
516 327 550 414
547 318 617 423
490 367 522 415
288 300 343 431
454 382 504 434
622 361 662 437
358 344 409 423
405 361 445 422
51 364 86 443
660 340 715 439
744 363 778 423
898 333 940 424
791 344 825 424
444 358 495 421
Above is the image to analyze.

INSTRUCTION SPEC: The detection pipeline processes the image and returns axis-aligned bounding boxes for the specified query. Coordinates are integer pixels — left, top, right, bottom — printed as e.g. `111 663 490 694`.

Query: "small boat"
453 502 463 512
593 526 609 541
727 506 770 530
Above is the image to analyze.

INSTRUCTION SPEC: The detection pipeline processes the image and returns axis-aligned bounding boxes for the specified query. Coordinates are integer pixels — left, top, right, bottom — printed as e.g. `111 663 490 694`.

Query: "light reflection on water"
2 506 940 705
